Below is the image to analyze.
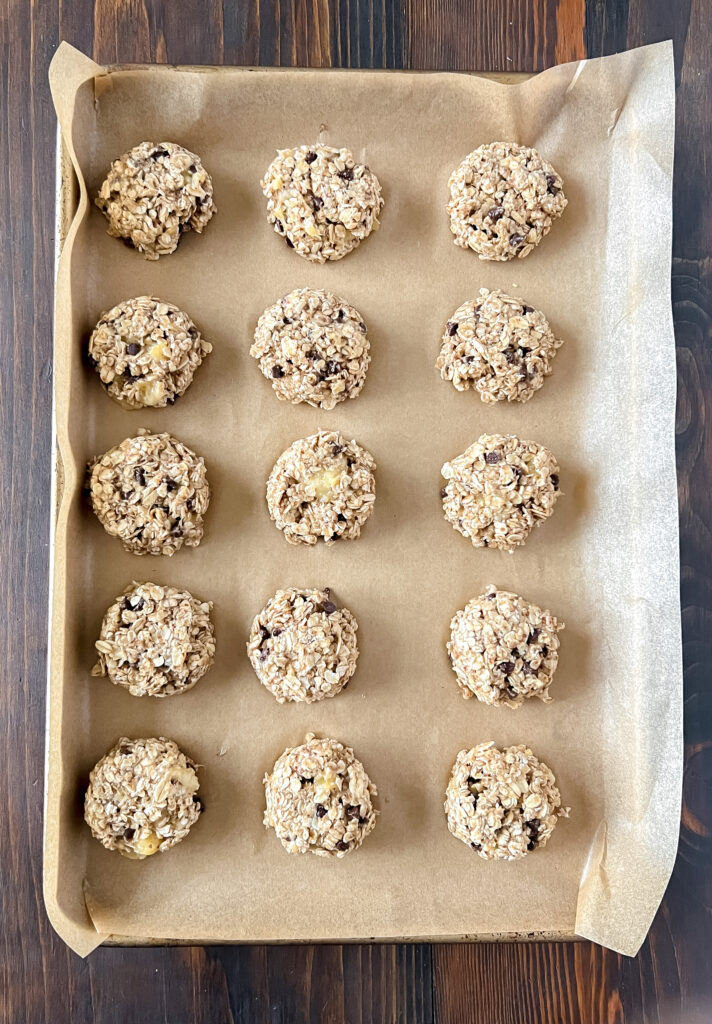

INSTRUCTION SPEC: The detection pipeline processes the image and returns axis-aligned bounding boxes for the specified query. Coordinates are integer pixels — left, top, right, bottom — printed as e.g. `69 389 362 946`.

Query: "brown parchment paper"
46 41 680 958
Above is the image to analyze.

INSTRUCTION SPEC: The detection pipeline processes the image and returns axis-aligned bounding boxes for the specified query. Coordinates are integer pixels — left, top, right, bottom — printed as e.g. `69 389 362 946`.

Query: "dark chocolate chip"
126 342 140 355
309 192 324 211
487 205 504 221
528 628 541 643
522 662 537 676
272 628 282 637
332 443 344 455
346 805 360 819
335 840 350 851
134 599 144 611
497 661 515 675
545 173 560 195
358 322 367 332
123 827 135 839
271 365 285 378
470 841 481 849
440 487 447 499
315 804 328 818
300 776 313 786
338 168 354 181
283 316 292 325
305 151 317 163
485 451 501 464
518 347 530 357
133 467 146 486
259 626 271 644
119 744 132 755
186 498 194 510
337 513 347 522
285 236 294 248
330 533 339 542
550 473 559 490
512 648 521 659
193 796 203 810
446 321 458 336
335 309 345 322
189 163 197 173
275 219 284 233
321 600 337 615
505 347 516 364
509 233 525 248
506 685 518 699
164 479 177 492
325 360 342 377
522 305 534 314
541 645 549 657
151 148 169 160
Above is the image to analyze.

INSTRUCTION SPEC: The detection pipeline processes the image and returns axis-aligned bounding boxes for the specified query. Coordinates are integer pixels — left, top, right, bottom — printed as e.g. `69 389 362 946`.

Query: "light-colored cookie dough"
263 733 377 857
84 737 202 859
267 431 376 546
441 433 560 551
436 288 563 403
445 741 569 860
95 141 216 259
248 587 358 703
88 432 210 556
261 144 383 262
448 585 564 707
93 581 216 698
88 295 212 409
251 288 371 410
447 141 567 261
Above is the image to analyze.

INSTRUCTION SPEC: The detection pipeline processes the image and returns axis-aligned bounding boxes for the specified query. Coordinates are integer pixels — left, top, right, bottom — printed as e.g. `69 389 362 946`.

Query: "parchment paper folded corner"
46 40 680 959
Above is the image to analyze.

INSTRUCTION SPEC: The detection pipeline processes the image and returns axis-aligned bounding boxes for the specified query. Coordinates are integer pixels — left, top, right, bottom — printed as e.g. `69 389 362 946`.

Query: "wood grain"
1 1 709 1022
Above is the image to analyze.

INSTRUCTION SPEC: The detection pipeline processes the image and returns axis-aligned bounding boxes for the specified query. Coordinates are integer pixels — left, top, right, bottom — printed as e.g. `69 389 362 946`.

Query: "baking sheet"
46 41 680 958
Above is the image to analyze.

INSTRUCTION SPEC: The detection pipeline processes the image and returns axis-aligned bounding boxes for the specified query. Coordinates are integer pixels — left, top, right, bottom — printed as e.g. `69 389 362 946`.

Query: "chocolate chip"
186 498 194 510
522 662 537 676
259 626 270 645
193 796 203 810
522 305 534 314
470 841 481 849
321 600 337 615
467 776 481 785
338 168 354 181
164 479 177 492
518 347 530 357
550 473 559 490
487 205 504 221
309 192 324 211
330 533 339 542
271 365 284 378
305 151 317 163
121 597 131 611
541 645 549 657
300 776 313 786
511 648 521 659
440 487 447 499
545 173 560 195
505 348 516 364
446 321 458 336
126 343 140 355
497 661 515 675
510 233 525 248
123 827 135 839
346 805 360 819
151 148 169 160
335 309 345 322
285 236 294 248
133 467 146 486
275 219 284 233
332 443 344 455
272 628 282 637
485 452 501 464
528 628 541 643
335 840 350 851
315 804 328 818
119 744 132 755
337 513 347 522
134 599 144 611
506 685 518 699
189 163 197 173
325 360 341 377
283 316 292 324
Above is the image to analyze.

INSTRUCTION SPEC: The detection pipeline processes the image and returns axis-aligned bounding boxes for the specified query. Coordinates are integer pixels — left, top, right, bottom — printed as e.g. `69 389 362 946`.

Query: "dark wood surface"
2 1 709 1021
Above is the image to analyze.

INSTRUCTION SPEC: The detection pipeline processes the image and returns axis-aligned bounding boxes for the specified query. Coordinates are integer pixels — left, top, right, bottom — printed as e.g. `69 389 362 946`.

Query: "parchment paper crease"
46 41 680 957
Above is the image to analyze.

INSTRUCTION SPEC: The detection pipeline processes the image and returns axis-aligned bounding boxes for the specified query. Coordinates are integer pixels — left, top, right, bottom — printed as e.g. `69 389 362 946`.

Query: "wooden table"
2 2 709 1021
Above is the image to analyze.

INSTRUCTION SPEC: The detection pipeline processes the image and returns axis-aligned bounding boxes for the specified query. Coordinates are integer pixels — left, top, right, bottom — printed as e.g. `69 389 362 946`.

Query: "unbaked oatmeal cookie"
436 288 563 403
88 295 211 409
88 432 210 556
445 741 569 860
251 288 370 409
84 737 202 859
447 142 566 260
95 141 216 258
448 585 564 706
263 733 377 857
93 581 216 698
248 587 358 703
261 144 383 262
441 433 560 551
266 431 376 545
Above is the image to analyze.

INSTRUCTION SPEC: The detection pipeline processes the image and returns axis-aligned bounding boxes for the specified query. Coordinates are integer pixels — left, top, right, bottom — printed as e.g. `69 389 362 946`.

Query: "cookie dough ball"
447 142 567 261
263 733 377 856
436 289 563 403
261 144 383 262
267 431 376 546
93 582 216 697
248 587 358 703
251 288 371 410
445 742 569 860
88 432 210 556
84 737 202 858
95 141 216 259
88 296 212 409
448 585 564 706
441 433 560 551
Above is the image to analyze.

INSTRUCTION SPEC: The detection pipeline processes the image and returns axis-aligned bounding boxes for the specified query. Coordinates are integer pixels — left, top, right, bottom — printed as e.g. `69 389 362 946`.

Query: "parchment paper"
46 41 680 958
